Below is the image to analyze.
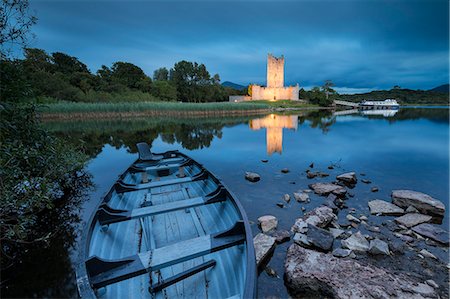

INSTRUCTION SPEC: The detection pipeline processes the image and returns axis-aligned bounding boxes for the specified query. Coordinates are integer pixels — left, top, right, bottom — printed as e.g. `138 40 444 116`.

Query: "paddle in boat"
76 142 256 298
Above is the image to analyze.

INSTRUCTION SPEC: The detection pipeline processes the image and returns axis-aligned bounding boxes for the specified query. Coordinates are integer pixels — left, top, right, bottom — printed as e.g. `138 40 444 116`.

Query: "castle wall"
267 54 284 88
251 84 299 101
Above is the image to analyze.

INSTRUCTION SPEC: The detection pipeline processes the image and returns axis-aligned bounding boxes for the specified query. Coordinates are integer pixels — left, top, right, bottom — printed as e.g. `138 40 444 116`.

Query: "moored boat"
359 99 400 109
76 143 256 298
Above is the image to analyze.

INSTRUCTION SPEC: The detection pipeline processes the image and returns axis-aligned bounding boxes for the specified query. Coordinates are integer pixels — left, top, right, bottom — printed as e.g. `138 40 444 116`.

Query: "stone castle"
230 54 299 102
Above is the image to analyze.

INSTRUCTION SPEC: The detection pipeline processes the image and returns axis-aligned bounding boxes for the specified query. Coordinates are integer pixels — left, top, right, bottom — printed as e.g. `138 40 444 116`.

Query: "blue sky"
28 0 449 92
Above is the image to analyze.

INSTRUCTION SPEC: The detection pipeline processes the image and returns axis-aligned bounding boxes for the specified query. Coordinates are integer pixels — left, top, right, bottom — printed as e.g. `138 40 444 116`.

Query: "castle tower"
267 54 284 88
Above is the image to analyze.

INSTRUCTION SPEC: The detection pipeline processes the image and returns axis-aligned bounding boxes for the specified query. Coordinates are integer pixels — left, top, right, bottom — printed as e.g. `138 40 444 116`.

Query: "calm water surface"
4 107 449 298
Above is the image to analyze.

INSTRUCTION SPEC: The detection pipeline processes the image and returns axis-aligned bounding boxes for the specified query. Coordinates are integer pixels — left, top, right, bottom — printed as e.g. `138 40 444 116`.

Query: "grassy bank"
38 101 318 120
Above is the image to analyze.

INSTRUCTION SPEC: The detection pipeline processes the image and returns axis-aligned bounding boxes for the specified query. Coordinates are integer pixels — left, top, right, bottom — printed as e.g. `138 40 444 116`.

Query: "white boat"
359 99 400 109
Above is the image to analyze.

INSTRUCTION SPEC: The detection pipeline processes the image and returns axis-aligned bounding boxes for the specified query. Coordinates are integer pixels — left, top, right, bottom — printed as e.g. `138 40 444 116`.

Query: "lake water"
3 107 449 298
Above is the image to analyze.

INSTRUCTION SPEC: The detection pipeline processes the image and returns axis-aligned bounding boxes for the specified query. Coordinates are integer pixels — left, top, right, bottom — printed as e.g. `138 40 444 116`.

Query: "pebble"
281 168 290 173
347 214 361 223
371 187 379 192
261 159 268 163
359 215 368 221
361 179 371 184
276 203 285 208
283 194 291 203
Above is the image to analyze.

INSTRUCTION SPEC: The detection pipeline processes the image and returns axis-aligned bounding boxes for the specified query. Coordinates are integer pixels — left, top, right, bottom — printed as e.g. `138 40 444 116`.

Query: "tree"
322 80 335 100
52 52 89 74
153 67 168 81
109 61 151 91
151 80 177 101
0 0 37 57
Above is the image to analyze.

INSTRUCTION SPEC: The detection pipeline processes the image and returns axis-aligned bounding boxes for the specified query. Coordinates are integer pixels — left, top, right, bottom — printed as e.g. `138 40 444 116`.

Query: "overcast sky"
29 0 449 92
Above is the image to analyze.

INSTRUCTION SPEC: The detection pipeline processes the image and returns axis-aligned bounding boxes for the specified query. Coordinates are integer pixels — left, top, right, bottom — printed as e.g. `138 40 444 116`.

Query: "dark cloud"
29 0 449 90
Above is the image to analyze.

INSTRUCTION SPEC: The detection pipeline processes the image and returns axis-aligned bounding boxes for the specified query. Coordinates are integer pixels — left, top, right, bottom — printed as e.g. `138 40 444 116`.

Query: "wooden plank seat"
129 157 192 173
97 186 227 226
85 222 246 290
115 169 208 193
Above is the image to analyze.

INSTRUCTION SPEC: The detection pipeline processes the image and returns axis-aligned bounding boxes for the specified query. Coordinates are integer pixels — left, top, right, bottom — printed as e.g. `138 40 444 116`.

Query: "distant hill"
339 88 449 105
222 81 246 90
428 84 449 93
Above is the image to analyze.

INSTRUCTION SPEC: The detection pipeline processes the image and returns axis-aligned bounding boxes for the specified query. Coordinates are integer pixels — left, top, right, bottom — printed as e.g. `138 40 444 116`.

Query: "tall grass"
38 101 271 114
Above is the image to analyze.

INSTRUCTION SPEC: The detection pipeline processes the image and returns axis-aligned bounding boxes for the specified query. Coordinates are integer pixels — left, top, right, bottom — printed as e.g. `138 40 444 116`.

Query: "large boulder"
309 182 347 197
291 206 336 233
368 199 405 215
411 223 449 245
257 215 278 233
253 233 276 267
285 245 437 298
395 213 432 228
336 172 357 184
391 190 445 217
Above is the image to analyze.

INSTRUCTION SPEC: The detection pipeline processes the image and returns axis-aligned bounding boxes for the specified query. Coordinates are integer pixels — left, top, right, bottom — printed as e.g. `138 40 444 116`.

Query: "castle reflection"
250 114 298 155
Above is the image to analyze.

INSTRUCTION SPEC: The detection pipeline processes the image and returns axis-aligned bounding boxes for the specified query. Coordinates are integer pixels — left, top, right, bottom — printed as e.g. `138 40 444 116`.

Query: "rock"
395 213 432 228
336 172 357 184
291 219 308 234
291 206 336 233
293 192 309 203
425 279 439 289
368 200 405 215
276 202 285 208
301 206 306 212
419 249 437 259
281 168 290 173
391 190 445 217
332 248 352 257
283 194 291 203
346 214 361 223
368 226 381 233
341 231 370 252
245 171 260 182
371 187 379 192
327 165 334 169
406 205 419 213
289 181 296 184
309 163 314 168
284 245 438 298
389 240 406 255
322 199 339 213
309 182 347 197
293 233 310 247
359 215 368 221
272 230 291 244
253 233 276 267
261 159 268 163
306 224 334 252
361 179 371 184
318 172 329 177
306 171 317 179
329 228 345 238
407 283 437 297
264 266 278 277
369 239 390 255
258 215 278 233
412 223 449 245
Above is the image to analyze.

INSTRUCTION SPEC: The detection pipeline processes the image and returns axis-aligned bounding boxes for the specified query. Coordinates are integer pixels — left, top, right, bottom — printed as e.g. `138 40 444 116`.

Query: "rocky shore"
249 167 449 298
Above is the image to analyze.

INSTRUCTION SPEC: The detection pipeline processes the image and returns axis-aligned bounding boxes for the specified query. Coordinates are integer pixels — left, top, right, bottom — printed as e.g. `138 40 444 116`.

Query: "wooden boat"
76 143 256 298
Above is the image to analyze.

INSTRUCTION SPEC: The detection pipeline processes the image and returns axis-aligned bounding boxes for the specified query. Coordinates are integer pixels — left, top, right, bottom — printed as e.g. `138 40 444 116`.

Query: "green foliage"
300 86 335 106
0 104 89 247
153 67 169 81
151 80 178 101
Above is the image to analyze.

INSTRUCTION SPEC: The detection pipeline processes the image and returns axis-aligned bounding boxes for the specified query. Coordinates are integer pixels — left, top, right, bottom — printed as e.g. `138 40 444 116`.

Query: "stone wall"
267 54 284 88
251 84 299 101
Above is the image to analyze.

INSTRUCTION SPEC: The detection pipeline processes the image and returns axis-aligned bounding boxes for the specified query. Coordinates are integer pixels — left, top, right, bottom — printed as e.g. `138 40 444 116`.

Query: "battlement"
267 54 285 88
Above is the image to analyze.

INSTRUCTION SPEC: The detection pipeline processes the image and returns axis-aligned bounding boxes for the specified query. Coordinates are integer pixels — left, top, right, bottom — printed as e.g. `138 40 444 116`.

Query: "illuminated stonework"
250 114 298 155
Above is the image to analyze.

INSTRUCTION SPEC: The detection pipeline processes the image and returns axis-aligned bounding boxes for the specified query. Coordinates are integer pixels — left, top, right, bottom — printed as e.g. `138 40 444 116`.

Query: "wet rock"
284 245 437 298
394 232 415 243
293 192 309 203
329 228 345 238
291 206 336 233
361 179 371 184
309 182 347 197
327 165 334 169
245 171 260 182
419 249 437 260
322 198 339 213
336 172 357 184
281 168 290 173
368 199 405 215
306 224 334 252
412 223 449 245
253 233 276 267
309 163 314 168
293 233 311 247
369 239 390 255
261 159 268 163
332 248 352 258
395 213 432 228
258 215 278 233
425 279 439 289
371 187 379 192
391 190 445 217
283 194 291 203
359 215 368 221
406 283 436 297
272 230 291 244
383 220 402 232
306 171 317 179
291 219 308 234
264 266 278 277
341 231 370 252
276 202 285 208
346 214 361 223
368 226 381 233
301 206 306 212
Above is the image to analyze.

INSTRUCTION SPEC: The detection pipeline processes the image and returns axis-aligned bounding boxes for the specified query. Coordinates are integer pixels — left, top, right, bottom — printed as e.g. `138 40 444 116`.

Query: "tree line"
0 48 242 103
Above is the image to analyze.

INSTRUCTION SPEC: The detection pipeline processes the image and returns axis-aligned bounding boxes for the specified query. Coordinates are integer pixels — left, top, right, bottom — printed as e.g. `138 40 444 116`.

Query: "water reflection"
360 109 398 117
250 114 298 155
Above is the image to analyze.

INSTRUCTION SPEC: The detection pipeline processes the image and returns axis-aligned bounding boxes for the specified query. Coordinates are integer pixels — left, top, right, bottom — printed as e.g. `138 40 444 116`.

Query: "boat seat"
136 142 164 162
97 187 227 225
85 221 246 289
